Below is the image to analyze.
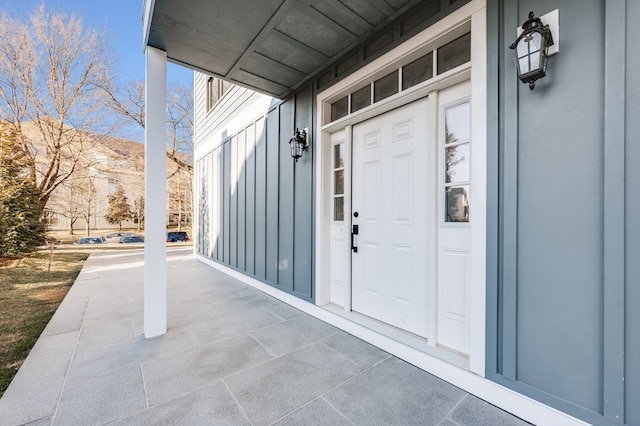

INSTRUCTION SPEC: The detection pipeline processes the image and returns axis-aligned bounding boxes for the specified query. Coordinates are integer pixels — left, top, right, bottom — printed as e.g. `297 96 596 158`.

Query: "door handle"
351 225 359 253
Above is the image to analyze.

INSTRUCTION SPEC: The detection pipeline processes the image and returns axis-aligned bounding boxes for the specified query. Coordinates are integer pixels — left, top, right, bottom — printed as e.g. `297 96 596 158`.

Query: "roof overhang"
143 0 424 98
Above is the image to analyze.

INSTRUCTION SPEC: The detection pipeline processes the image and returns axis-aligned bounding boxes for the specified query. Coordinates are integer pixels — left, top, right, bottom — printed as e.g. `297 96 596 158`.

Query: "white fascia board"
142 0 155 51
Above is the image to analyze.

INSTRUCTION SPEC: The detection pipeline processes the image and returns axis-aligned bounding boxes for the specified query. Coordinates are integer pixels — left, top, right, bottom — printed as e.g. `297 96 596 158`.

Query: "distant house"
143 1 639 425
20 121 192 233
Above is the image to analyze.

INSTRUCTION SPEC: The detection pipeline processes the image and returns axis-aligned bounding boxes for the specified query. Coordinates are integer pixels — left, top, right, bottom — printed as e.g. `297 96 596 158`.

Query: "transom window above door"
328 32 471 123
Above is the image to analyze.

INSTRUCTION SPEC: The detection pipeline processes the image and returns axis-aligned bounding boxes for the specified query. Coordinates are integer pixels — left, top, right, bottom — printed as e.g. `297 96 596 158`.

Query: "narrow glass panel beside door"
443 101 470 223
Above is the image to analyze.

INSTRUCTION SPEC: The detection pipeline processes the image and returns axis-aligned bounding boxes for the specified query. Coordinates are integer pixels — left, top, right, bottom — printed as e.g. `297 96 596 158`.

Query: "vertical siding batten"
293 85 314 300
230 135 238 267
266 109 280 284
603 0 626 422
237 129 247 271
500 0 518 382
278 100 295 291
246 123 256 275
624 2 640 424
255 117 267 279
485 0 501 376
223 141 230 264
218 146 223 260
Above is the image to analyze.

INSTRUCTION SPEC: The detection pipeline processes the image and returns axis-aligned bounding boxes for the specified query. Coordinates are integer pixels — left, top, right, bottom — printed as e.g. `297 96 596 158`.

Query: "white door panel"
352 99 429 337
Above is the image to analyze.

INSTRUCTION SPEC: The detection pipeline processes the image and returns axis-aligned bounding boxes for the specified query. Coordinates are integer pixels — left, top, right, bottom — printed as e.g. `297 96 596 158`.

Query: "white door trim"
315 0 487 375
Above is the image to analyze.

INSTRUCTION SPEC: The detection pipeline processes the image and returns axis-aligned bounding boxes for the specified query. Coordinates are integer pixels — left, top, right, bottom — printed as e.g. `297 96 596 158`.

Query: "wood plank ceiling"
144 0 423 98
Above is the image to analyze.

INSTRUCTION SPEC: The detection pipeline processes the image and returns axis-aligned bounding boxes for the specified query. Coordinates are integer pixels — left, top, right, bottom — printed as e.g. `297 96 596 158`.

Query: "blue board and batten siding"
195 85 315 302
486 1 639 425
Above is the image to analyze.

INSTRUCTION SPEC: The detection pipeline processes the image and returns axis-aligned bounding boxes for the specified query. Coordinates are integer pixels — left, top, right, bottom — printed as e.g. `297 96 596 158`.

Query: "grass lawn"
0 249 88 397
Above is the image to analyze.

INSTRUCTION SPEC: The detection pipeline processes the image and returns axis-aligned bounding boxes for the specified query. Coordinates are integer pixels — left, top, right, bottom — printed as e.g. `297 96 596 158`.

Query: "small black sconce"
289 127 308 162
510 11 555 90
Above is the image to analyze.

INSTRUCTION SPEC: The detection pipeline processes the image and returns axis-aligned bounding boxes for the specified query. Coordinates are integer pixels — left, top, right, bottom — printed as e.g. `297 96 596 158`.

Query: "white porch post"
144 46 167 338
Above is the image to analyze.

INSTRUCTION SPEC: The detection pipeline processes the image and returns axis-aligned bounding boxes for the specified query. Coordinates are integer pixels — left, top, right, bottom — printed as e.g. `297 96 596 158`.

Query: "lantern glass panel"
530 50 541 70
291 141 302 158
519 56 529 74
517 38 529 58
530 32 542 53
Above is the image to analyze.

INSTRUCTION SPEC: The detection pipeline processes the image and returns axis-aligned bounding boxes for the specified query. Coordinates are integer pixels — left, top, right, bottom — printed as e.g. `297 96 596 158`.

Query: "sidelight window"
443 101 470 222
332 142 345 221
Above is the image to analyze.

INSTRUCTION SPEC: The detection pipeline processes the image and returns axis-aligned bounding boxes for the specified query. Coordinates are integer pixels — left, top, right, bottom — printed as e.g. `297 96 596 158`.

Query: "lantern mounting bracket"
510 12 555 52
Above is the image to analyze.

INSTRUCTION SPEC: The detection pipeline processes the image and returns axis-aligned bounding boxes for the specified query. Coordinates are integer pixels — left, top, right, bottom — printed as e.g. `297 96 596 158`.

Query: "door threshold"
323 303 469 370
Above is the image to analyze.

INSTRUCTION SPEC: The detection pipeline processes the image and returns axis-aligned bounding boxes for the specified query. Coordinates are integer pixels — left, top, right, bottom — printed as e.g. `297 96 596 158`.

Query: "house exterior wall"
194 82 314 301
486 1 639 424
192 0 638 424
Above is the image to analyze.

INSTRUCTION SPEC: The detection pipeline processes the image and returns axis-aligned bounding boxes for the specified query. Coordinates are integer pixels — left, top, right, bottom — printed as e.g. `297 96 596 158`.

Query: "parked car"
166 231 190 242
75 236 105 244
105 232 133 243
120 235 144 244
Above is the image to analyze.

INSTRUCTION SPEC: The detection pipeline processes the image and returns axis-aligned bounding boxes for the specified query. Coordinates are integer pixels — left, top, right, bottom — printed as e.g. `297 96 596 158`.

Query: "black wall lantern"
289 127 308 162
510 11 555 90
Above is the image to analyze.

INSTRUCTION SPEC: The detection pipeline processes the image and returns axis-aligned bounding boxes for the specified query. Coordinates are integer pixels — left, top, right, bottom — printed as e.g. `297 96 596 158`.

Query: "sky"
0 0 193 86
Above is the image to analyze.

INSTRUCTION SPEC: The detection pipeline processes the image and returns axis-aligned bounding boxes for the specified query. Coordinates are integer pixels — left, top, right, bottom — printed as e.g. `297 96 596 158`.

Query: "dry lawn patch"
0 250 88 397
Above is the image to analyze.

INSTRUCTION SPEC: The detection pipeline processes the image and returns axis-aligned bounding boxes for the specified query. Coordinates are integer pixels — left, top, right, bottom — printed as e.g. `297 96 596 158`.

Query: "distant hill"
93 135 145 160
16 120 192 232
19 120 191 171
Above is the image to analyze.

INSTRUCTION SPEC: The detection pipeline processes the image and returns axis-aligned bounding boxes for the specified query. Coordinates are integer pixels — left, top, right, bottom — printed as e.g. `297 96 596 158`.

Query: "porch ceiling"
143 0 423 98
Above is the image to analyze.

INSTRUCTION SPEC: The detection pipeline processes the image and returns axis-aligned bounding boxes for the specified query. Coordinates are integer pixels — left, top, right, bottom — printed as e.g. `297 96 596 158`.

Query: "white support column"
144 46 167 338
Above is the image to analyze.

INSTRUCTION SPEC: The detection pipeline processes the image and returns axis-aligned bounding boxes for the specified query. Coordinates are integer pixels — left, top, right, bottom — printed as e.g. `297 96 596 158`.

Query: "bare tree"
168 171 193 231
48 160 103 235
129 169 146 232
106 80 193 170
100 80 145 139
132 195 145 231
106 79 194 229
79 175 97 236
166 82 194 174
49 179 81 235
0 6 116 220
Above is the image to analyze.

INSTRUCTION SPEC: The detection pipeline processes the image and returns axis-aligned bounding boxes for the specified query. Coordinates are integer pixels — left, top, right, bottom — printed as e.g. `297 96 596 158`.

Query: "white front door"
351 98 430 338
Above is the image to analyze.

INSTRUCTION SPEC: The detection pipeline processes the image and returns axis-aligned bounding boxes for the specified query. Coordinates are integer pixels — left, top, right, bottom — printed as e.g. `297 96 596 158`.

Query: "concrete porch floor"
0 248 529 426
